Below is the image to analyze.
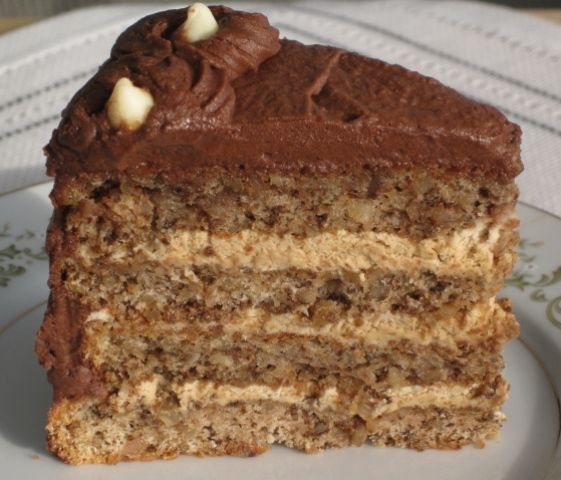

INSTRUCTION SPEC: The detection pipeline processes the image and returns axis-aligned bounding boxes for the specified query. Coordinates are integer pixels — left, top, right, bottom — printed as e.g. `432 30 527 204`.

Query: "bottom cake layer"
46 377 507 464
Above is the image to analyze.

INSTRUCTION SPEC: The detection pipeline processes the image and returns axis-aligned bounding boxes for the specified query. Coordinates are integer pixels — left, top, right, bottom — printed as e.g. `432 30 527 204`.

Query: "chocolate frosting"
36 211 108 401
45 6 522 184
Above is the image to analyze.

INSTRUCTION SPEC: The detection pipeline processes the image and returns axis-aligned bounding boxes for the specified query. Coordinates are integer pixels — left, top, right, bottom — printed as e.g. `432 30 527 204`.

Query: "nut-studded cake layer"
37 169 520 461
65 262 505 317
54 171 518 239
47 380 507 464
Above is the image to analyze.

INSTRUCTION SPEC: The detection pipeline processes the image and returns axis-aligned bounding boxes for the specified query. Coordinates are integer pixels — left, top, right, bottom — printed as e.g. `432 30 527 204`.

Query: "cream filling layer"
173 382 476 418
111 375 496 420
220 298 509 347
85 297 511 355
96 217 514 274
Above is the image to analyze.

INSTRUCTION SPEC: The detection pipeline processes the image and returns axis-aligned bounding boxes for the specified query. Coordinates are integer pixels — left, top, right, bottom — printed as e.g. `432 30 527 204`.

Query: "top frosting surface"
46 6 522 182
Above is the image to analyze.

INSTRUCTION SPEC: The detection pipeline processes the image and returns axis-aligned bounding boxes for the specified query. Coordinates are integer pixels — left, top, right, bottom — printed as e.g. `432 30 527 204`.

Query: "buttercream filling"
220 298 509 346
173 381 478 417
85 297 511 352
97 217 512 274
111 375 500 420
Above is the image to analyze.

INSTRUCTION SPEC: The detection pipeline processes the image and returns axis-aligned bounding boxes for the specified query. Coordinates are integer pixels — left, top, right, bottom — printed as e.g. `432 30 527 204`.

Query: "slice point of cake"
36 4 522 465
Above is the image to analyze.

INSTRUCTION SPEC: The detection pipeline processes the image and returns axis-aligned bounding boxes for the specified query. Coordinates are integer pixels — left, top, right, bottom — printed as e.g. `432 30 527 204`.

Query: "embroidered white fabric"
0 1 560 215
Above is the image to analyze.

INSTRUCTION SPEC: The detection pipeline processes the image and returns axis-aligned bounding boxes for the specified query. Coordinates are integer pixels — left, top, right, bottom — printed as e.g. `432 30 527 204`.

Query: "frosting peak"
52 7 280 154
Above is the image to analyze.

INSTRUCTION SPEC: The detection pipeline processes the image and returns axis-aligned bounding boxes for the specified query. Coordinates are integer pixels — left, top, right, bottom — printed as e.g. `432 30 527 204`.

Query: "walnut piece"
181 3 219 43
106 78 154 131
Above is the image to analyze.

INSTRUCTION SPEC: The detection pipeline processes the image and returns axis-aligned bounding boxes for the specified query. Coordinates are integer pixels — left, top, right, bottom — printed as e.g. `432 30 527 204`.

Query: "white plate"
0 183 560 480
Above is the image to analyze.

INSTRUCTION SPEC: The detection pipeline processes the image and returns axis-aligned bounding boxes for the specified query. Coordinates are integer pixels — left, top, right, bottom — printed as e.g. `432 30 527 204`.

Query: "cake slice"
36 4 522 465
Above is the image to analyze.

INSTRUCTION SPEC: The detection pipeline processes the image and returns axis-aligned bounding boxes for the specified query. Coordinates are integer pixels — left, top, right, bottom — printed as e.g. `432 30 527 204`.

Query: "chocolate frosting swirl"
50 7 280 164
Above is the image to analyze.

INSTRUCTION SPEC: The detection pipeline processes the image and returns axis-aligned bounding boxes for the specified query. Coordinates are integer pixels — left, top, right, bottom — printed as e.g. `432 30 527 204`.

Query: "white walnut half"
106 78 154 131
181 3 219 43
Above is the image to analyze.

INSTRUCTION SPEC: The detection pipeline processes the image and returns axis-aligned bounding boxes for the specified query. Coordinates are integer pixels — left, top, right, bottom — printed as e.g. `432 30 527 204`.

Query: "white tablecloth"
1 1 560 215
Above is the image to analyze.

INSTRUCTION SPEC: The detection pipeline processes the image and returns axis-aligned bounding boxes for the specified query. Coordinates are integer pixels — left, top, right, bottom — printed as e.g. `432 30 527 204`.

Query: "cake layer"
47 397 505 464
55 170 518 239
66 262 498 317
48 345 507 465
39 224 518 400
60 194 520 276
